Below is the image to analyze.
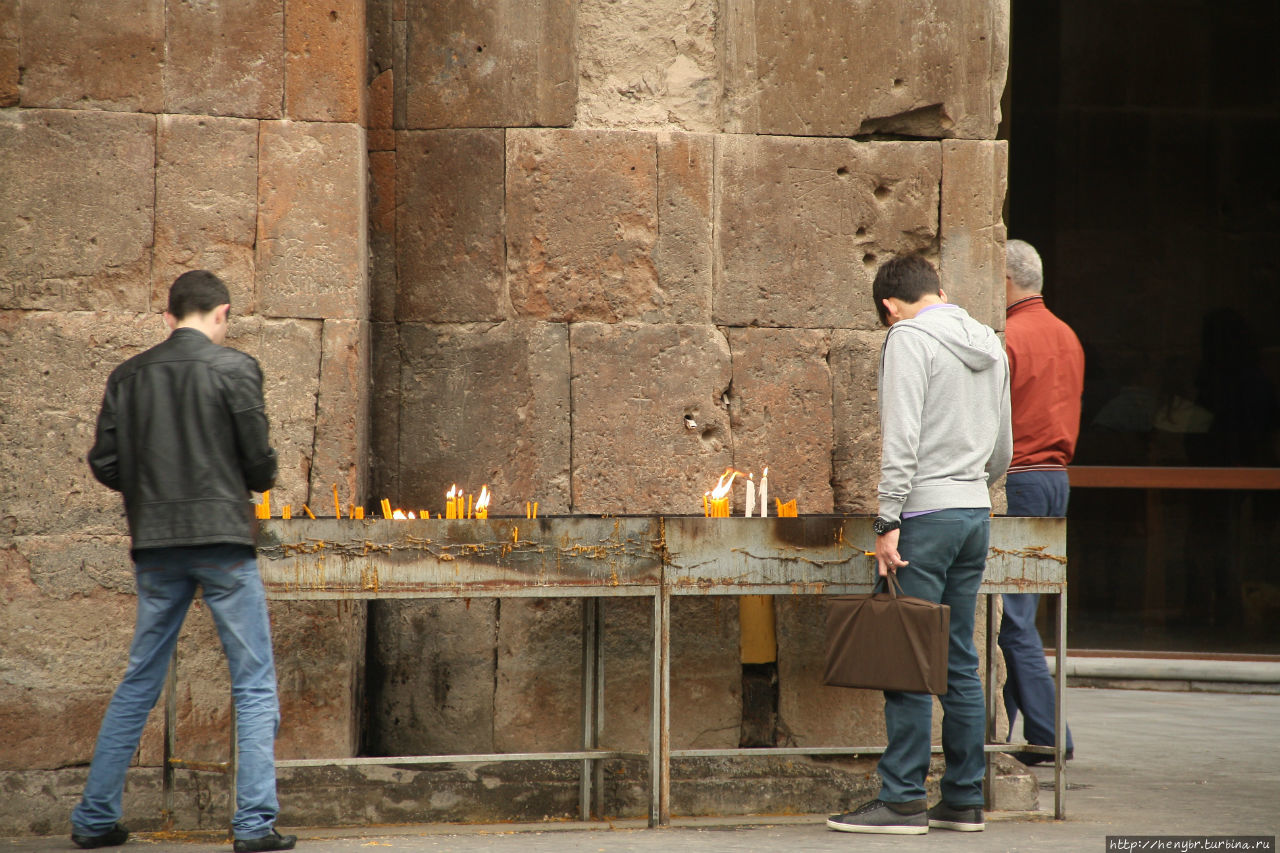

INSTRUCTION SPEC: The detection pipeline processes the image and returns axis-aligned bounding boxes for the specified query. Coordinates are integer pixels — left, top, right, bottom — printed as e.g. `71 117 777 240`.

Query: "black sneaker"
71 823 129 849
928 801 985 831
233 829 297 852
827 798 928 834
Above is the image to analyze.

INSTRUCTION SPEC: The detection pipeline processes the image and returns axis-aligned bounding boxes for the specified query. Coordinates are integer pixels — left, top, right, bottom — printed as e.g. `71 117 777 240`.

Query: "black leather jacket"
89 327 277 550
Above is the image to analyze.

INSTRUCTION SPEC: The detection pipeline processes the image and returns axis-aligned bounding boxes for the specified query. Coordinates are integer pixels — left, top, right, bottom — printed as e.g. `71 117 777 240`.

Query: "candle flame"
447 484 459 499
392 509 407 520
476 485 491 511
710 468 740 500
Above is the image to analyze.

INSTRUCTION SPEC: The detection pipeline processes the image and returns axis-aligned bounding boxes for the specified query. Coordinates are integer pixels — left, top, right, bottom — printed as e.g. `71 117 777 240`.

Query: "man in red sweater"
1000 239 1083 764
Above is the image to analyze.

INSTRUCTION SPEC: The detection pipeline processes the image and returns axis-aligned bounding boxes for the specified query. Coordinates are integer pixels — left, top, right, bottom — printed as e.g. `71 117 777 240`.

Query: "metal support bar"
1055 588 1068 819
985 592 999 811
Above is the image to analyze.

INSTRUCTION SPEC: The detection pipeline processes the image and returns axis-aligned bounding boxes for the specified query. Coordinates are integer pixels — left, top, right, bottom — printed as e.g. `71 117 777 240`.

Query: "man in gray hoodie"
828 254 1012 835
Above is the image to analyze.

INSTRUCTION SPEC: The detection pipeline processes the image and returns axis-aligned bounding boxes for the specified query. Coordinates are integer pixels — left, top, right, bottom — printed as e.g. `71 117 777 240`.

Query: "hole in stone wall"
893 78 905 87
863 252 877 269
329 9 338 21
874 184 891 200
836 166 848 176
855 226 867 237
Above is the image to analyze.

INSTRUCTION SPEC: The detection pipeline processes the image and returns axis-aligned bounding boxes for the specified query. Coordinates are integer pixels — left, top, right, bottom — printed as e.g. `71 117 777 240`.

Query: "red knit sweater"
1005 296 1085 472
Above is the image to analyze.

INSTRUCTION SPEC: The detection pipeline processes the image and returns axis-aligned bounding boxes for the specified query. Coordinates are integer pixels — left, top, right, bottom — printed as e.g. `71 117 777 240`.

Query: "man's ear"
938 289 948 304
163 311 178 331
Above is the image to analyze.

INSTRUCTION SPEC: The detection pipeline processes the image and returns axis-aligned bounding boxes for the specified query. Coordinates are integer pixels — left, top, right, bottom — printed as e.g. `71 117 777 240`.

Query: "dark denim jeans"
877 508 989 808
72 544 282 840
1001 469 1074 751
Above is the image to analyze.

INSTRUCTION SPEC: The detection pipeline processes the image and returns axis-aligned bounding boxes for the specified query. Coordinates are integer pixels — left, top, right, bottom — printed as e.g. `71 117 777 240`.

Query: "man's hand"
875 528 908 578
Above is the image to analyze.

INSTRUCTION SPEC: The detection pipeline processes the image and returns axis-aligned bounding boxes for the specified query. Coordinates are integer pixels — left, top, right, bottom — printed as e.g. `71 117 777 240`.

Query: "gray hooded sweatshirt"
877 303 1012 524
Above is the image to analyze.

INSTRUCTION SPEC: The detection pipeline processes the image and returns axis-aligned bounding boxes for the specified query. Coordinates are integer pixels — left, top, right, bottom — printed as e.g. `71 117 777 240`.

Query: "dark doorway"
1006 1 1280 653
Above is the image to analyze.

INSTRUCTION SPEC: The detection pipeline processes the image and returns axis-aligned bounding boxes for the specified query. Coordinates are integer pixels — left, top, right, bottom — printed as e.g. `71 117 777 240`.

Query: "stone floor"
6 687 1277 852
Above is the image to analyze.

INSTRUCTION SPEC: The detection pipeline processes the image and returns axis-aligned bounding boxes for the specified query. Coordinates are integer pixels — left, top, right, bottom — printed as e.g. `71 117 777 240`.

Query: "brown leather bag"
823 572 951 695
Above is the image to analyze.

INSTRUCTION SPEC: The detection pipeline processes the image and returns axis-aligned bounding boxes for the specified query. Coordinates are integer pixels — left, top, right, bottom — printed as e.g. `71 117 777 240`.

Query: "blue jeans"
877 508 989 807
72 545 282 840
1001 471 1073 752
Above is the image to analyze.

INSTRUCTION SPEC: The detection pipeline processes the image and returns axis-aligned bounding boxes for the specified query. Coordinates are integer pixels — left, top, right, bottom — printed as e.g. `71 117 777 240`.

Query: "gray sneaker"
827 798 928 834
927 801 985 831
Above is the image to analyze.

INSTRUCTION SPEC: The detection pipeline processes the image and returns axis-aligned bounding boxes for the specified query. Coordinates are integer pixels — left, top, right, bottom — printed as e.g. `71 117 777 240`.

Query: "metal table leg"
654 590 670 827
1054 588 1067 819
984 593 998 810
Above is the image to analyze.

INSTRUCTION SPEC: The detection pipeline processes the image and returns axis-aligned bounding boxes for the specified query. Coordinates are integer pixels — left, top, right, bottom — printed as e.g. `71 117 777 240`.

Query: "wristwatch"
873 516 901 536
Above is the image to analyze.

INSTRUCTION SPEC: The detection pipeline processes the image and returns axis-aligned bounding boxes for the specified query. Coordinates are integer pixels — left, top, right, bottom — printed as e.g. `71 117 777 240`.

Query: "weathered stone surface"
366 600 498 756
396 322 570 516
367 69 395 152
598 597 741 754
940 139 1009 329
397 130 506 322
657 133 714 323
0 4 17 107
152 114 259 314
493 598 582 752
714 136 940 328
0 560 136 771
0 311 164 539
227 317 325 512
369 323 401 509
368 150 397 323
830 330 885 515
257 121 367 320
164 0 283 118
576 0 719 131
507 130 666 323
18 0 164 112
404 0 575 129
725 0 1009 140
309 320 370 514
727 328 834 514
0 110 154 312
286 0 364 123
570 323 732 515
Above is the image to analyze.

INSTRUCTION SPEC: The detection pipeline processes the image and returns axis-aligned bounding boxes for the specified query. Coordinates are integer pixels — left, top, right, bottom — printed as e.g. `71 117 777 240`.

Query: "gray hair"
1005 239 1043 293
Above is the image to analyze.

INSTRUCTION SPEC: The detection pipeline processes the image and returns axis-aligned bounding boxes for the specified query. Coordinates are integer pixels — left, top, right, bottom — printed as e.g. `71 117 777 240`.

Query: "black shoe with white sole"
826 798 928 835
927 801 985 831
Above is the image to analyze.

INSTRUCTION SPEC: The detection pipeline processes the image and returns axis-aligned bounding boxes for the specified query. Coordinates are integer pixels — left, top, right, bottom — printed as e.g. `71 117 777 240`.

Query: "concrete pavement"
6 687 1277 852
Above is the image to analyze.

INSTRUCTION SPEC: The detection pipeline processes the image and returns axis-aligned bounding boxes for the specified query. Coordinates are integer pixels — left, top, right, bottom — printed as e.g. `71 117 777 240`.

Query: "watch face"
874 518 888 535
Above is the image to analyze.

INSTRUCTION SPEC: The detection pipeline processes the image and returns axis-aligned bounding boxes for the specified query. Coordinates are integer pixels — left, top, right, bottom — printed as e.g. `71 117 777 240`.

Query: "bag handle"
882 571 904 598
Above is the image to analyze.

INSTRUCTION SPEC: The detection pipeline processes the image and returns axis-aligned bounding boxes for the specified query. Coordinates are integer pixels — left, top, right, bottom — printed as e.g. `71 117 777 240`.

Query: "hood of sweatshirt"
888 304 1004 373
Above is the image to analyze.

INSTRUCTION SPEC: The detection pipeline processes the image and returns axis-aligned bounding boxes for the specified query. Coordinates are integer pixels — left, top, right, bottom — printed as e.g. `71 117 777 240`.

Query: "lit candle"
476 486 490 520
745 473 755 518
759 468 768 518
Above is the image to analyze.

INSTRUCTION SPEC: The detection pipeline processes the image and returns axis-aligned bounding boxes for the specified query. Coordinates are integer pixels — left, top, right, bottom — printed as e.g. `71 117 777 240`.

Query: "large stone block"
368 323 401 508
257 121 367 320
727 328 834 514
365 600 498 756
725 0 1009 140
714 135 940 328
367 69 394 152
0 110 154 312
0 4 17 107
152 114 259 314
831 330 885 515
940 140 1009 329
404 0 575 129
163 0 284 118
368 149 397 323
286 0 364 123
309 320 370 514
0 557 136 770
656 133 714 323
570 323 732 514
493 598 582 753
576 0 719 131
227 317 325 513
396 322 570 516
396 130 506 322
0 311 164 539
18 0 164 112
508 130 672 323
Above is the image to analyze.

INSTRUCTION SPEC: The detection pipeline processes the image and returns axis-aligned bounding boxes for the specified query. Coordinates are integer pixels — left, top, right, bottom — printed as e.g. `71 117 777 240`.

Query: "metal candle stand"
161 515 1068 829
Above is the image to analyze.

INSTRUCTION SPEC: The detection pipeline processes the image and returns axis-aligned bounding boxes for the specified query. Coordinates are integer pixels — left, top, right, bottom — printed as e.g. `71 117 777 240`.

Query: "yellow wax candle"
381 498 392 519
703 493 710 517
282 505 291 519
333 484 341 518
262 490 271 519
303 505 316 519
467 494 473 519
354 506 364 519
532 502 538 519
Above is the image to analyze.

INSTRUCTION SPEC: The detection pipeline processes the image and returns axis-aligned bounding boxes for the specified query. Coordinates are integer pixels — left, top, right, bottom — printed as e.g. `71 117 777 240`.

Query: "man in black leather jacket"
73 271 296 852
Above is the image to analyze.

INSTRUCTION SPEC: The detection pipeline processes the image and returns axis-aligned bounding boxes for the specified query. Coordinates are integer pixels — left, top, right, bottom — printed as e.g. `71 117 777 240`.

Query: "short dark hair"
871 254 940 326
168 270 230 320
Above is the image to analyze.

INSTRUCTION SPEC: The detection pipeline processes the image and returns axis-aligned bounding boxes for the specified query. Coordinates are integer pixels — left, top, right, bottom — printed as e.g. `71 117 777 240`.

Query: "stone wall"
0 0 369 774
367 0 1010 773
0 0 1013 830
